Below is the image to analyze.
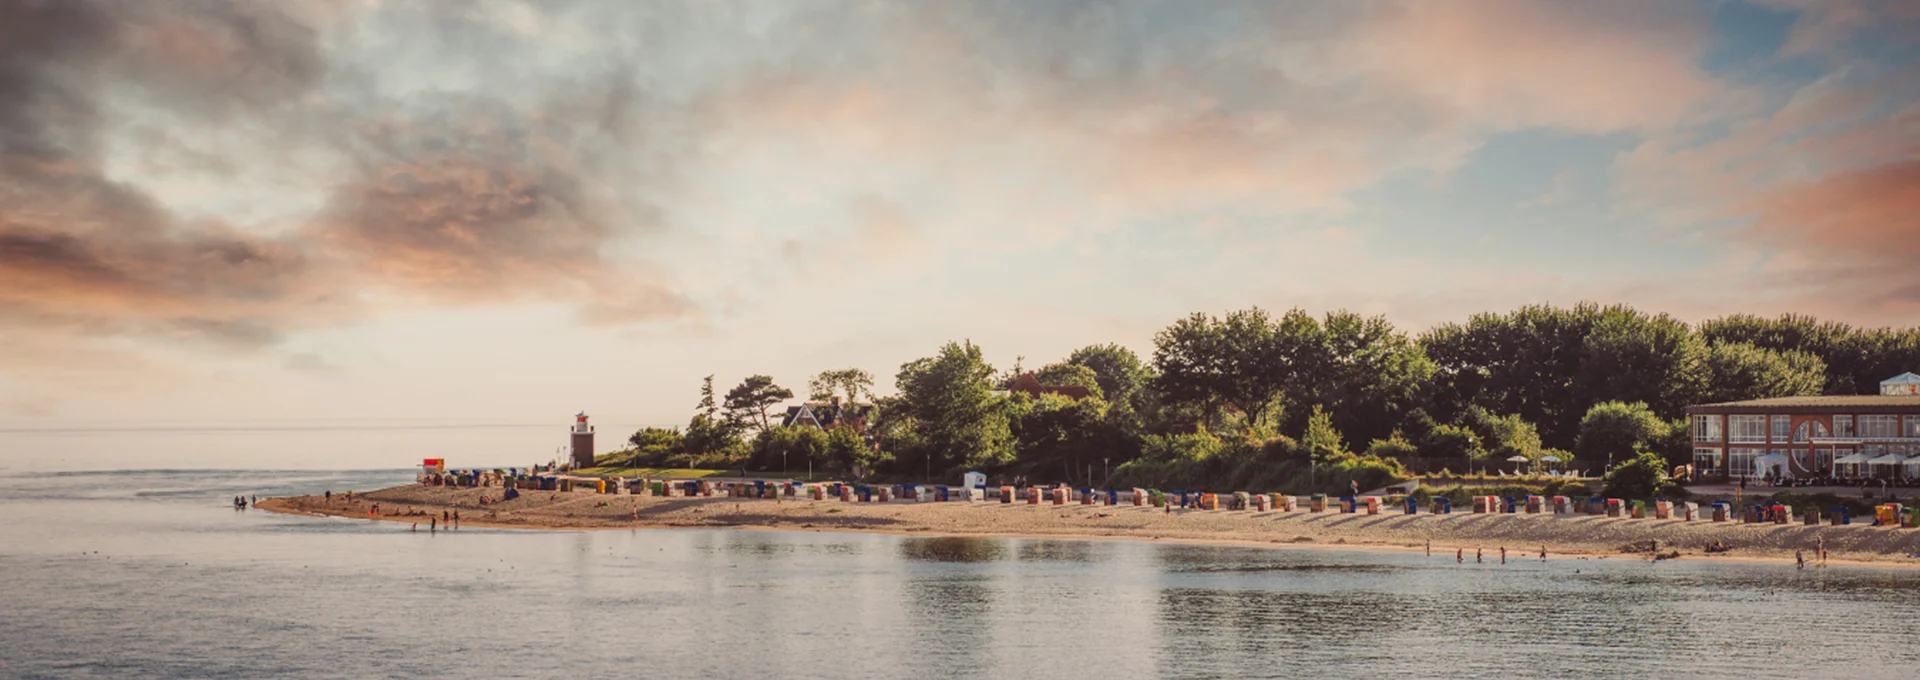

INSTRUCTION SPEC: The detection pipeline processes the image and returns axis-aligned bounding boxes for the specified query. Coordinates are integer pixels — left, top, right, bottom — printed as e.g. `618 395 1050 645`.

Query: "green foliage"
1301 405 1346 464
807 368 876 403
1067 343 1150 408
1462 405 1541 463
724 375 794 432
1699 340 1826 404
1575 401 1666 469
1419 424 1483 469
891 341 1014 475
1600 451 1677 500
1033 363 1105 400
1364 431 1418 462
1009 393 1111 485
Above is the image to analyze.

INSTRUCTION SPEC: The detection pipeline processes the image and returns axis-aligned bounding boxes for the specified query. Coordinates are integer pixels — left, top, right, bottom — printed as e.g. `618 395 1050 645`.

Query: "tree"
1462 406 1541 465
1420 424 1483 473
1281 310 1436 448
1601 451 1675 500
1301 405 1347 465
1572 308 1706 420
1699 340 1826 404
824 425 886 477
724 375 793 433
1151 309 1285 429
893 341 1014 474
1010 393 1110 485
1364 431 1418 463
1034 363 1105 399
1066 343 1150 407
683 376 745 462
808 368 875 403
1574 401 1665 470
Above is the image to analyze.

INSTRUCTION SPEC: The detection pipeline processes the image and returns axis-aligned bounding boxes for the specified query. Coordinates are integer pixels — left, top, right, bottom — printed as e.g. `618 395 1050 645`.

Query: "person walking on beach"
1425 540 1431 557
1796 551 1805 569
325 490 331 502
1500 546 1506 565
430 517 436 532
1540 546 1547 562
1817 536 1828 565
1476 548 1483 563
452 510 459 529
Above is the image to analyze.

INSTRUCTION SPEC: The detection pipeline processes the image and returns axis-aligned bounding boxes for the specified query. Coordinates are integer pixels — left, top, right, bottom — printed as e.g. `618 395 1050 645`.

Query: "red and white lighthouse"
569 412 595 469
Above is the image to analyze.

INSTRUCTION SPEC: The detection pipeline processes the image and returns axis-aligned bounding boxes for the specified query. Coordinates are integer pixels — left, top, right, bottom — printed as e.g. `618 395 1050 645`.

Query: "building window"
1833 415 1853 438
1791 448 1811 471
1692 415 1722 442
1815 448 1833 472
1859 415 1899 438
1770 415 1790 442
1693 447 1721 473
1729 415 1767 443
1728 448 1762 476
1906 416 1920 438
1793 421 1810 443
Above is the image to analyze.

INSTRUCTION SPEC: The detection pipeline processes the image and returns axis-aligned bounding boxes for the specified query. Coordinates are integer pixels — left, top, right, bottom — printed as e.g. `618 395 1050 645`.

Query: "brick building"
1685 374 1920 481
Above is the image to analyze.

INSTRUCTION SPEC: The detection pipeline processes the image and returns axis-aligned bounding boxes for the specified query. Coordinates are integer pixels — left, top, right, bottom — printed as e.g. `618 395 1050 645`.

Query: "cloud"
0 0 696 382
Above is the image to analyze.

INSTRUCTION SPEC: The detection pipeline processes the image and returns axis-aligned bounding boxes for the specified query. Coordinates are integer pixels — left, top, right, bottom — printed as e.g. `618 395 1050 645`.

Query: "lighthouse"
569 412 595 469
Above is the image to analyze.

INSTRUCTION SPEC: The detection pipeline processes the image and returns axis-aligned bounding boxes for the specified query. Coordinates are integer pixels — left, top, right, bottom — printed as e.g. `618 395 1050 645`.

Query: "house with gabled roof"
779 396 876 433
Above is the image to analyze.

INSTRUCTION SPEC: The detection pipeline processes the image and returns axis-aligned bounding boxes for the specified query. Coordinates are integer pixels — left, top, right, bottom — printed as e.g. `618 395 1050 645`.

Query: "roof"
1883 372 1920 384
780 401 875 429
1687 394 1920 414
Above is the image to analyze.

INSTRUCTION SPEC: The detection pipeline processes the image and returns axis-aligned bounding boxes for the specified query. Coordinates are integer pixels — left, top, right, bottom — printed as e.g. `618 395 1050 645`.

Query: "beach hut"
1605 499 1623 517
1310 494 1327 512
1404 496 1418 515
1234 492 1252 510
967 487 984 501
1336 496 1355 513
1586 496 1605 515
1876 504 1903 526
1473 496 1491 514
1272 494 1291 512
1830 506 1850 525
1772 504 1792 524
1503 496 1519 514
1000 486 1014 503
1106 489 1118 506
1682 501 1698 521
1132 488 1147 506
1903 507 1920 529
1432 497 1452 514
1199 493 1220 510
1028 488 1042 505
964 472 987 491
1365 496 1382 514
1653 500 1671 519
1524 495 1543 514
1630 500 1646 519
1256 494 1272 512
1552 496 1571 515
880 487 896 502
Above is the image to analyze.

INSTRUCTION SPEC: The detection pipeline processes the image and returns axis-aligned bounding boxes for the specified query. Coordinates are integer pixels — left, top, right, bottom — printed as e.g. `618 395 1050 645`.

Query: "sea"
3 467 1920 679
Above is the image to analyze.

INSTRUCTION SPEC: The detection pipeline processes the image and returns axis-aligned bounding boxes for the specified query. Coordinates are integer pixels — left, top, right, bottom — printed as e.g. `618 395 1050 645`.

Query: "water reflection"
898 537 1008 563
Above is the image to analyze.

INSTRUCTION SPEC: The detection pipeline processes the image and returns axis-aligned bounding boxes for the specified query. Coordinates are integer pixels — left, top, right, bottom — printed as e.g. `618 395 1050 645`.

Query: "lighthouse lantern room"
569 412 595 470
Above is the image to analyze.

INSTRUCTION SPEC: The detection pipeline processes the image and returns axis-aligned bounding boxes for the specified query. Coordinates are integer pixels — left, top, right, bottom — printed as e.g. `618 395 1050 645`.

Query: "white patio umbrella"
1505 455 1530 462
1541 455 1562 462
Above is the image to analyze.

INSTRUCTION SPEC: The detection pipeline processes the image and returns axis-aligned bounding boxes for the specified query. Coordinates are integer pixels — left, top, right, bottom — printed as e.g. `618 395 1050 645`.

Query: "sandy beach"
260 484 1920 568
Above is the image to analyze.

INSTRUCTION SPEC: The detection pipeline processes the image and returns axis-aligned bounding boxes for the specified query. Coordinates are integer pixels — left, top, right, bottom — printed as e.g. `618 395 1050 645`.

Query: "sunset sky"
2 0 1917 447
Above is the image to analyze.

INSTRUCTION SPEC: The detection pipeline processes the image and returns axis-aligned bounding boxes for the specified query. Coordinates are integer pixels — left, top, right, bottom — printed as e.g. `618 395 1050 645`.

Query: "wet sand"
259 484 1920 568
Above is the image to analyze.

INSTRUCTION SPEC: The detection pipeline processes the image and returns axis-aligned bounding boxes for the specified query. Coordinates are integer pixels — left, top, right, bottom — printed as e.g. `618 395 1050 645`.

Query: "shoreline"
259 485 1920 570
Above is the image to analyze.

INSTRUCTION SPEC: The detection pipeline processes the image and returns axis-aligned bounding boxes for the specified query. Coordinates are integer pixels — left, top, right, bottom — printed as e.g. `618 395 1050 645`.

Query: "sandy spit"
258 485 1920 569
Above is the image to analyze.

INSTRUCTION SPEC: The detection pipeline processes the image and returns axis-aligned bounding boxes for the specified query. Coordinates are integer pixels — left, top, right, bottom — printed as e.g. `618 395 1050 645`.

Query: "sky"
1 0 1918 467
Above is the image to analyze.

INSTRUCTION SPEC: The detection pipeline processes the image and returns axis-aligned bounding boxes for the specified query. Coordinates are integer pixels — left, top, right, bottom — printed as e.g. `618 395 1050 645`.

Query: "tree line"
611 303 1920 493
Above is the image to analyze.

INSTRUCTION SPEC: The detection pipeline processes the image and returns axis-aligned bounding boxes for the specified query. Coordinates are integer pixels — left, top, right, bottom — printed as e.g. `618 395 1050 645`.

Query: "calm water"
3 470 1919 679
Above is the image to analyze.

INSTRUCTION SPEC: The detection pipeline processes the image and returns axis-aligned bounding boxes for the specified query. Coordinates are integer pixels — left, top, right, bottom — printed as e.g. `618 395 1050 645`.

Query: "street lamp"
1103 458 1109 487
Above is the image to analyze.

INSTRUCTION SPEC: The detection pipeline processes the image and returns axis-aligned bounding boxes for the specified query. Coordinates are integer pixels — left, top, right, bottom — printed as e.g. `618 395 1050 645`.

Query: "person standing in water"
1476 548 1483 563
1540 546 1547 562
1499 546 1507 565
1425 539 1431 557
1456 549 1463 564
